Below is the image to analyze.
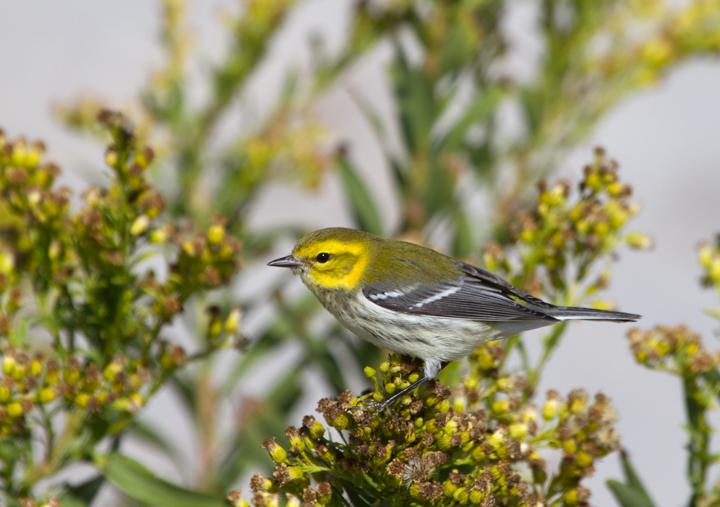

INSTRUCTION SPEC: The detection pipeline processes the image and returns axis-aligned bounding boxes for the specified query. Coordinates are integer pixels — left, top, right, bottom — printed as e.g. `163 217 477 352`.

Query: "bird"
268 227 640 415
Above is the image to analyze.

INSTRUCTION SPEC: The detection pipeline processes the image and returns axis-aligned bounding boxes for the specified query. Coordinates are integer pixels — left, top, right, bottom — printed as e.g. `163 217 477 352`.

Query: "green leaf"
439 23 474 75
219 293 321 398
59 475 105 507
170 374 198 422
129 420 184 469
437 86 504 154
337 156 384 236
95 453 227 507
310 346 348 393
607 481 655 507
619 451 654 501
606 451 656 507
392 46 437 154
341 479 377 507
422 159 456 217
452 207 474 257
216 363 305 489
702 368 720 403
348 87 408 187
10 315 29 348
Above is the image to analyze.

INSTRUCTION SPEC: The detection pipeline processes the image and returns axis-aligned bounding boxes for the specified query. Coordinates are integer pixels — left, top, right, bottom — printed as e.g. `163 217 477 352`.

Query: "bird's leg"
348 361 450 423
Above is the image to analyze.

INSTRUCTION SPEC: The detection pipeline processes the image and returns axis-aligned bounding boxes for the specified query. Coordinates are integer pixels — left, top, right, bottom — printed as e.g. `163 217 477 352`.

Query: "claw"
348 398 401 426
342 362 450 428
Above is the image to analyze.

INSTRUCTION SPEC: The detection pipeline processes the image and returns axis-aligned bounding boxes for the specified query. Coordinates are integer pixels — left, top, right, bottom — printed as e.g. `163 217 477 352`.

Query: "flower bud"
317 482 332 504
3 355 16 376
225 308 242 334
7 401 23 418
227 490 251 507
626 232 654 250
492 400 509 415
0 252 15 275
509 423 528 439
261 437 287 464
576 450 593 468
542 398 558 420
331 413 349 430
302 415 325 440
284 427 305 452
131 215 151 236
563 439 577 453
250 473 274 493
478 351 495 370
75 393 90 408
105 148 118 168
39 387 55 404
469 490 485 504
565 488 579 505
208 224 225 244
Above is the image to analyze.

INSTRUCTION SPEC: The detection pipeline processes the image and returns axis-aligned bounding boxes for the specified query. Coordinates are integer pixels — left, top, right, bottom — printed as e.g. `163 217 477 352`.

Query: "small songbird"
268 228 640 414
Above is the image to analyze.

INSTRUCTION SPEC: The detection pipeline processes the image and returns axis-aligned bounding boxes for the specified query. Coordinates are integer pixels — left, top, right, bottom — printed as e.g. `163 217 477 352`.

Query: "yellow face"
292 237 369 291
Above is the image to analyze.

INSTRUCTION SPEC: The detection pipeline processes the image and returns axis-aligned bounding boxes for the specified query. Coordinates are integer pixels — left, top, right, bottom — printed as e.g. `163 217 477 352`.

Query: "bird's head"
267 228 375 291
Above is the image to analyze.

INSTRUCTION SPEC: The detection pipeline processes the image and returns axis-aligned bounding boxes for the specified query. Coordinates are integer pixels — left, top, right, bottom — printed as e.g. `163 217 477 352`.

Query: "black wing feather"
362 262 558 323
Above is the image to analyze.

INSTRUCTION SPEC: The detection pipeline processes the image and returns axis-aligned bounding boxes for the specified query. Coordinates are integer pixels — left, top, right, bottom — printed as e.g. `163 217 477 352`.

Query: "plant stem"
683 375 710 506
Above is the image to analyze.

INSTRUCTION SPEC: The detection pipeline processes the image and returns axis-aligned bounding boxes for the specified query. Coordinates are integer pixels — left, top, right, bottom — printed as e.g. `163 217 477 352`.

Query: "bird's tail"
547 306 641 322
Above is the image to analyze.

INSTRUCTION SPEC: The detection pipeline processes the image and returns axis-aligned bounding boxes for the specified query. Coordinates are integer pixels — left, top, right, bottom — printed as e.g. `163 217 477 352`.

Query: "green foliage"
2 0 720 506
603 234 720 507
245 152 642 507
0 114 243 504
606 452 657 507
251 353 620 507
95 453 227 507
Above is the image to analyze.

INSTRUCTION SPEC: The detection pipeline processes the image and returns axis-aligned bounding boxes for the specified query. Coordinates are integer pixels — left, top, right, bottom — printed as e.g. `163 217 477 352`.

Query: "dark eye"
316 252 331 263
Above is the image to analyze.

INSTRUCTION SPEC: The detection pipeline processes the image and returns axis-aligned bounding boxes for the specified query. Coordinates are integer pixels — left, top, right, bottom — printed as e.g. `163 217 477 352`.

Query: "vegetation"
1 0 719 506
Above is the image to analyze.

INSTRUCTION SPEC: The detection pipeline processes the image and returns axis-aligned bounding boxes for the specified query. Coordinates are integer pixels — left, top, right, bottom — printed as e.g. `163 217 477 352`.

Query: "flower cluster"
0 347 154 435
484 148 650 303
630 0 720 84
220 110 332 212
699 235 720 321
0 114 244 496
0 114 243 353
625 324 720 504
18 497 59 507
628 326 720 376
249 353 621 507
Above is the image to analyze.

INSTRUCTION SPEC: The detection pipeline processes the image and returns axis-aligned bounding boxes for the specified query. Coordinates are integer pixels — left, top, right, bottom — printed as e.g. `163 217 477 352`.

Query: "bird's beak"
267 254 302 269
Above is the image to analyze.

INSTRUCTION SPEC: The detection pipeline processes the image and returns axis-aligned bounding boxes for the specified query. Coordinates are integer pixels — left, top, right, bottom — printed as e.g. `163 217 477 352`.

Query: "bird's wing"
362 262 558 323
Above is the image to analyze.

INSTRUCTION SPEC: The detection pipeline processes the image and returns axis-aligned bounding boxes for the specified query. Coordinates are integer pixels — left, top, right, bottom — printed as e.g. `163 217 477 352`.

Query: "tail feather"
547 306 641 322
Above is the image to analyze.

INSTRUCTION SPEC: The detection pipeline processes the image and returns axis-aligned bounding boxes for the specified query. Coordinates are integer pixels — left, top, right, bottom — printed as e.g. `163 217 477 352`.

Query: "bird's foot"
347 395 401 426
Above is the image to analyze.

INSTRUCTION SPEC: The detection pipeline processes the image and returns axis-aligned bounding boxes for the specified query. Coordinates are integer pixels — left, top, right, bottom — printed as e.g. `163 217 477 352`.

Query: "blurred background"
1 0 720 505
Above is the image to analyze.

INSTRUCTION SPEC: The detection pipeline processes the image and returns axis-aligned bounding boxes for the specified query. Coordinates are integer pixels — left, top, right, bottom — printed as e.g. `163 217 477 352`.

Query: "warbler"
268 228 640 413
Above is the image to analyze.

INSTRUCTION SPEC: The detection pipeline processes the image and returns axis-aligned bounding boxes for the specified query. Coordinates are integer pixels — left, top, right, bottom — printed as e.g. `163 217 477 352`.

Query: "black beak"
267 255 302 268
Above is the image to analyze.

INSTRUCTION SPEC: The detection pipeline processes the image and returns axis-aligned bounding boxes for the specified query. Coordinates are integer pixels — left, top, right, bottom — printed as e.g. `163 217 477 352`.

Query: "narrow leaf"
606 451 656 507
607 481 655 507
341 480 376 507
452 208 474 258
337 156 384 236
95 453 227 507
392 46 437 153
216 364 305 488
129 420 184 468
702 368 720 404
437 86 504 154
619 451 654 498
60 475 105 507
